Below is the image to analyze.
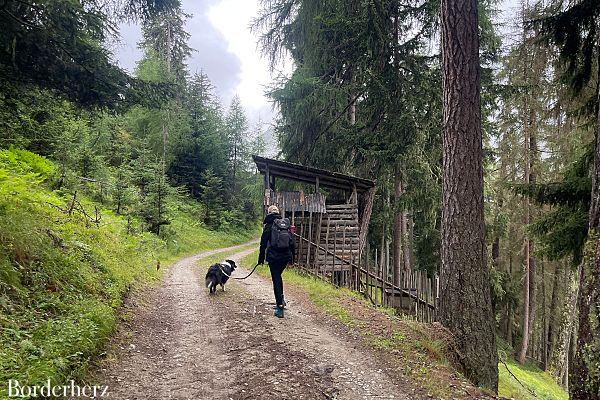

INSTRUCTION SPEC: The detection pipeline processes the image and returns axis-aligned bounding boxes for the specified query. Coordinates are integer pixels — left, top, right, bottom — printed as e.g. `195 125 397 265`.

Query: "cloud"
183 0 242 102
112 0 242 104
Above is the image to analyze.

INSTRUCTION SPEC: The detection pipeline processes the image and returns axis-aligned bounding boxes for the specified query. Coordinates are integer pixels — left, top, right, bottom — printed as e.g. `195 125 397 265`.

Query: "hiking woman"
258 205 295 318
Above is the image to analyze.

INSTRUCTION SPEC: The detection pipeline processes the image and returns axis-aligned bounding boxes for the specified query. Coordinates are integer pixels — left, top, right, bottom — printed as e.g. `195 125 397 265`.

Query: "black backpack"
270 218 291 252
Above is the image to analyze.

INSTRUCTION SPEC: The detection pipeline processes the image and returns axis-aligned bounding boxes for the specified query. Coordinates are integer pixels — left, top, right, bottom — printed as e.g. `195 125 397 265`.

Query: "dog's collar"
218 263 232 278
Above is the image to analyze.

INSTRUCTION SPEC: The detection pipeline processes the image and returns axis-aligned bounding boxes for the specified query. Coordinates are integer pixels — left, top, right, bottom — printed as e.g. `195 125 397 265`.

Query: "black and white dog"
205 259 237 293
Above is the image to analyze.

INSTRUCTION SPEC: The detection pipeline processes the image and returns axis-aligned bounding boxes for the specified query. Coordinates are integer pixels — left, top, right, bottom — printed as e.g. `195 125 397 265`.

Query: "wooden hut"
252 156 375 281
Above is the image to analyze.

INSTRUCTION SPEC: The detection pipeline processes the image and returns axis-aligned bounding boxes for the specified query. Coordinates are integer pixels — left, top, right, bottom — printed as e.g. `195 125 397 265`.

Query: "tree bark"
541 259 548 369
570 70 600 400
404 212 415 271
403 213 411 272
439 0 498 391
546 262 561 370
519 239 531 364
393 168 405 286
519 51 539 366
507 245 514 346
550 264 581 387
529 123 538 361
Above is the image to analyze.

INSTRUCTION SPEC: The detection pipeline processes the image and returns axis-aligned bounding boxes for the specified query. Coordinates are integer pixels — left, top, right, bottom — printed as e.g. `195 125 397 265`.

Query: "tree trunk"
570 71 600 400
541 259 548 369
518 104 532 363
519 67 538 365
529 125 538 361
403 213 411 272
161 19 172 174
507 246 514 346
232 144 237 194
546 262 560 370
404 213 415 271
439 0 498 391
571 234 600 397
519 241 531 364
393 168 405 286
550 263 580 387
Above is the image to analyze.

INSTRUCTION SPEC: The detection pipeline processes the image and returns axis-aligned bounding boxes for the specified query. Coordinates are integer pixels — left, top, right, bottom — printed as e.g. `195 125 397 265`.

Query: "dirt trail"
94 241 409 400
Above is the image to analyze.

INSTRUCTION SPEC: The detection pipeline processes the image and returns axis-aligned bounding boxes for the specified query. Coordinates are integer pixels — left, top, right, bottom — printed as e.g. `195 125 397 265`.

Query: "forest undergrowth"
0 148 258 396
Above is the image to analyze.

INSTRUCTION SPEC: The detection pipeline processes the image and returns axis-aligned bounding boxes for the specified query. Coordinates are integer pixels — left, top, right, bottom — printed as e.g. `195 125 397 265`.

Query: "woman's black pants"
269 260 287 307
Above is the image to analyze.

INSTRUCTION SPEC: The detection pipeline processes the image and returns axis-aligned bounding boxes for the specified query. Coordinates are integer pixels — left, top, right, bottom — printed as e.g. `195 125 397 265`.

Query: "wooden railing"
293 233 439 322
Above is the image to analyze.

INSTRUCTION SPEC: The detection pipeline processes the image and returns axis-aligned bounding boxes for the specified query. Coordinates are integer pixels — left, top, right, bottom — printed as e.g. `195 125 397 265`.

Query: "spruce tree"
534 1 600 396
439 0 498 390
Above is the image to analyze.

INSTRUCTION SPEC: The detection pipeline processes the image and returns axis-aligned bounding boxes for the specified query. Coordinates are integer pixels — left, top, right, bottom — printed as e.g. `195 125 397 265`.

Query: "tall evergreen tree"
140 0 192 169
141 1 192 84
439 0 498 391
0 0 172 109
534 1 600 397
225 96 249 196
169 72 229 198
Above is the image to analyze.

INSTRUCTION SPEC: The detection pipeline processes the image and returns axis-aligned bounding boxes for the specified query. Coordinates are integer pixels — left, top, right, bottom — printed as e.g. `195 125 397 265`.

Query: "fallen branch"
500 359 538 398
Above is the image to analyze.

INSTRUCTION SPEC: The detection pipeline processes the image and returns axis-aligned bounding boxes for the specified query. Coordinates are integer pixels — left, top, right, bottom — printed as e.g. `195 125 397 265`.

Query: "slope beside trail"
92 240 411 400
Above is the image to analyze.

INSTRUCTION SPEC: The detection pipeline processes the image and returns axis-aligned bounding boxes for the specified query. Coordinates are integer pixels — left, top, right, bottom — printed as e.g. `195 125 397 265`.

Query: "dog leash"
233 263 260 280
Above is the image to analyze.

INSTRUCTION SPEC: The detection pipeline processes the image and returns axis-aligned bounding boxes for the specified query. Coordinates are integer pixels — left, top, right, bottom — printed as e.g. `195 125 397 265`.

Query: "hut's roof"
252 155 375 193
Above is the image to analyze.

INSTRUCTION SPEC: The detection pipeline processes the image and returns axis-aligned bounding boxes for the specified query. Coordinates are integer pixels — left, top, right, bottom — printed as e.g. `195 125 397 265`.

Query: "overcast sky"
112 0 521 128
112 0 290 129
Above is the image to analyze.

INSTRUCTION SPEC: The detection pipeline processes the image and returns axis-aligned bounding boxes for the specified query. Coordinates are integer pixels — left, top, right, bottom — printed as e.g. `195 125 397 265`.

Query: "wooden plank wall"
317 204 358 272
293 203 359 274
267 191 326 214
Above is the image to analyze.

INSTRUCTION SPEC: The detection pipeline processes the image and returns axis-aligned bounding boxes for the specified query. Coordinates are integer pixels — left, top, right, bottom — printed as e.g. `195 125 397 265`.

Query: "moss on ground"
497 339 568 400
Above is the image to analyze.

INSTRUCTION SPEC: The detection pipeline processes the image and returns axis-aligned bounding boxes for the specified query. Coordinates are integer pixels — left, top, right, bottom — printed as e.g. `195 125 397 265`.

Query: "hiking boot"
274 306 284 318
273 296 287 309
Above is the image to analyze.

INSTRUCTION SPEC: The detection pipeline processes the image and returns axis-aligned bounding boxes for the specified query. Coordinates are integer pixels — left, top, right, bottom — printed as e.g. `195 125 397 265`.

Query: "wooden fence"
293 232 439 323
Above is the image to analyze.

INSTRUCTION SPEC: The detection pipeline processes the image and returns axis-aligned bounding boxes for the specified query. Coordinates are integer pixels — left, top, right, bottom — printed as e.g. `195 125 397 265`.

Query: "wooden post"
343 226 347 288
399 267 403 312
265 165 270 189
291 209 296 263
316 212 323 275
299 208 305 267
367 245 371 299
264 165 270 217
435 273 440 321
382 248 386 307
332 224 337 285
415 271 419 320
306 210 313 267
386 239 390 307
325 216 331 278
430 275 434 322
